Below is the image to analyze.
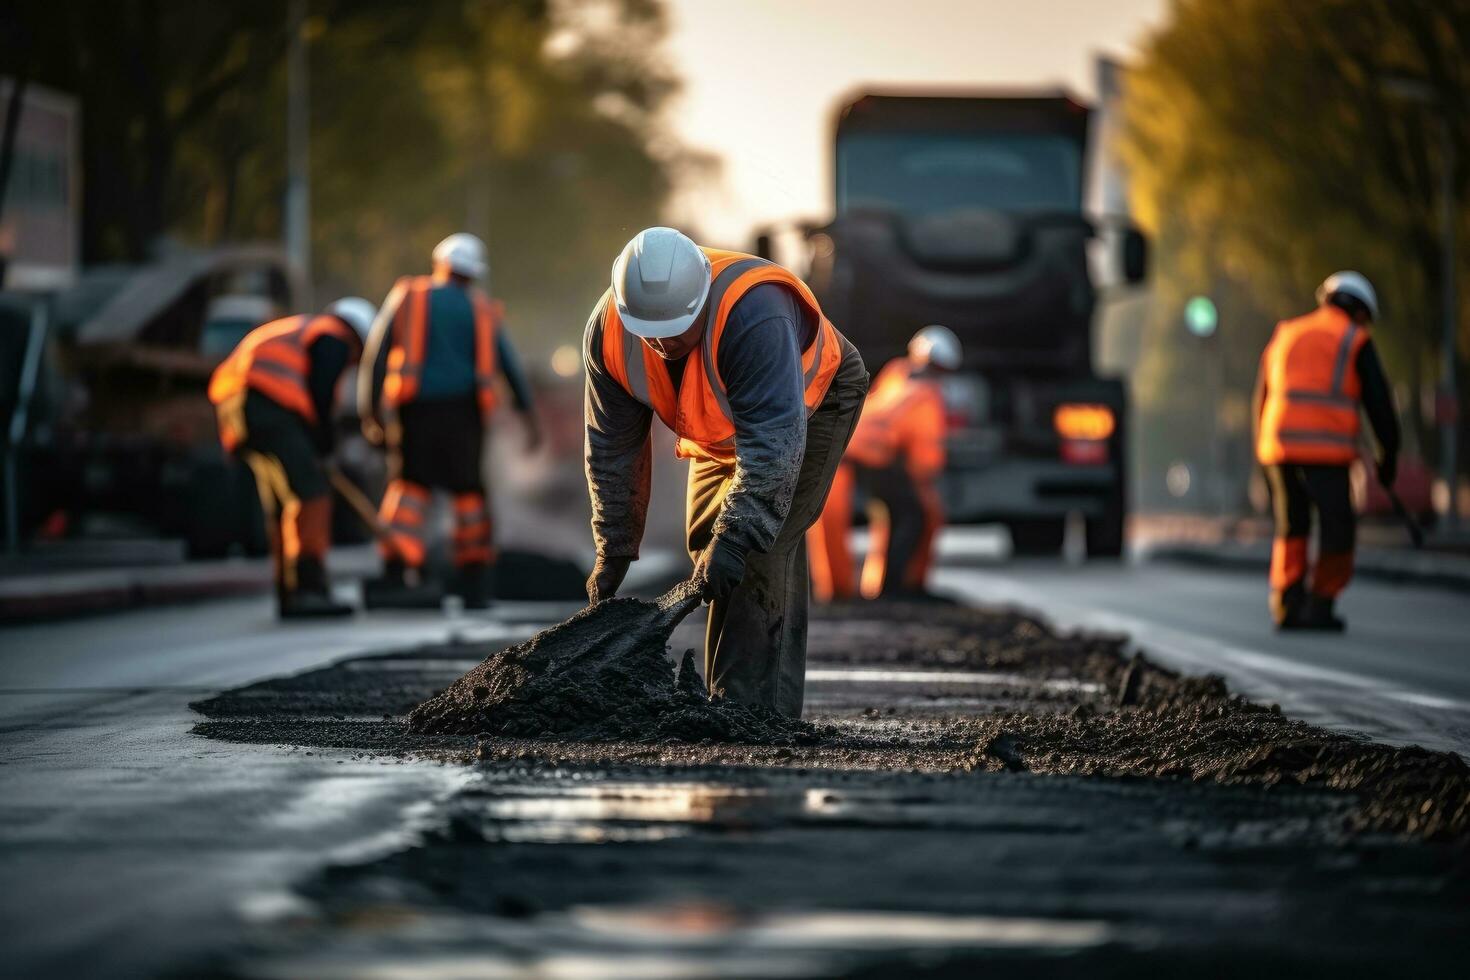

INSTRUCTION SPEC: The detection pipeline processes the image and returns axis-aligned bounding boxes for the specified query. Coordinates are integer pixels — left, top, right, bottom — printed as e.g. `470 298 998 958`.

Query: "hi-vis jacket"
598 248 846 464
1256 304 1371 466
382 274 503 416
208 314 358 451
845 358 947 479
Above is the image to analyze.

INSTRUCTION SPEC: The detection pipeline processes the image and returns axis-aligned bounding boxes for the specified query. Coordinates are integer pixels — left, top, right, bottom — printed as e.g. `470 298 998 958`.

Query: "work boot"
1297 594 1346 632
1270 583 1307 630
451 562 495 610
362 559 444 610
278 556 354 619
279 589 355 619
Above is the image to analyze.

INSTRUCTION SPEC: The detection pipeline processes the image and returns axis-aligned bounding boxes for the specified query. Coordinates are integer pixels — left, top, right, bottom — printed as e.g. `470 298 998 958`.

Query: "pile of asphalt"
964 676 1470 840
407 582 820 745
192 597 1470 842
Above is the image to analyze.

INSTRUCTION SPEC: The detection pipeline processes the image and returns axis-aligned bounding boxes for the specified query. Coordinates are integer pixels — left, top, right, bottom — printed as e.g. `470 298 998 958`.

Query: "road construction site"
4 555 1467 978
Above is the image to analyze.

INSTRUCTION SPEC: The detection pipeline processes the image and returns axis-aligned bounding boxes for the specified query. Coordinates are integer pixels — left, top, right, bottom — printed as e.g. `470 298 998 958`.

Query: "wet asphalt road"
2 555 1468 977
932 545 1470 757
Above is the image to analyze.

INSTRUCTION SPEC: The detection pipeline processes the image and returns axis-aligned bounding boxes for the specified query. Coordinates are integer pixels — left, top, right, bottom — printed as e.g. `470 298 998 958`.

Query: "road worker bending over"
809 325 959 601
1254 271 1400 631
583 227 868 717
209 298 375 618
358 233 540 609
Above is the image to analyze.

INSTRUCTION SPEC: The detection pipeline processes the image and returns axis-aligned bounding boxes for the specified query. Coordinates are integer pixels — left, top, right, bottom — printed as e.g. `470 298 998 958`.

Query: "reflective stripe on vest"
208 314 356 430
1256 305 1369 466
383 275 502 414
600 248 846 463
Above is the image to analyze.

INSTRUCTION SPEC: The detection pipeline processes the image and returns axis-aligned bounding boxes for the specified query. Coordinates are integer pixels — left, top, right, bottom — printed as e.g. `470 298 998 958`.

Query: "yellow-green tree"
1120 0 1470 468
8 0 706 358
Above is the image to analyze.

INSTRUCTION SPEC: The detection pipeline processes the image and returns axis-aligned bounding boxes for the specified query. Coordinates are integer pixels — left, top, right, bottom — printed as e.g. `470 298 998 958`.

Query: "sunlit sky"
662 0 1167 244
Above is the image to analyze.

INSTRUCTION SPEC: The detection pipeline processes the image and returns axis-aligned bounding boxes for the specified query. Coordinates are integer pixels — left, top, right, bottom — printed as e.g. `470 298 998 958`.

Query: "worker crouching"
358 233 541 609
809 326 959 601
208 298 375 618
583 227 868 717
1253 271 1400 631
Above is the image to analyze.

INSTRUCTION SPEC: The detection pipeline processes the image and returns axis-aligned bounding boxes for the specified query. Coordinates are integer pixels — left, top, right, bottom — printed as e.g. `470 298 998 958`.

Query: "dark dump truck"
762 91 1145 556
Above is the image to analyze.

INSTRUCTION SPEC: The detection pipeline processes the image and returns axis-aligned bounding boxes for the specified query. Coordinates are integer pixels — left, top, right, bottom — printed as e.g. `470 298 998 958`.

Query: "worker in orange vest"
809 325 960 602
1253 271 1400 631
208 298 375 618
583 227 868 716
358 233 540 609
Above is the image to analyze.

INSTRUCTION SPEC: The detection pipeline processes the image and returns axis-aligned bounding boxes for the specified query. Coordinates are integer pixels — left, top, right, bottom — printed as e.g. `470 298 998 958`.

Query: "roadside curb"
1140 543 1470 594
0 566 273 625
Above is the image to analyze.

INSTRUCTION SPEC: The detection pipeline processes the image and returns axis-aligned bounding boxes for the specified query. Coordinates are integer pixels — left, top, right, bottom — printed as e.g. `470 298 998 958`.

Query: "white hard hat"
909 324 963 371
432 232 488 280
611 227 712 339
1316 270 1379 321
327 296 376 341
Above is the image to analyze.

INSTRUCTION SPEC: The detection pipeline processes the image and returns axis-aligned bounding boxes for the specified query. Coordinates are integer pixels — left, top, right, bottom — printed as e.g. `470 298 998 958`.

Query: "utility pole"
284 0 311 298
1436 113 1459 531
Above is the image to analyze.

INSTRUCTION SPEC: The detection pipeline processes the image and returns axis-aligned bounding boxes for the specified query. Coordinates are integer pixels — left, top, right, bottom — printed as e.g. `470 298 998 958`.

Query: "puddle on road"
807 667 1104 694
243 903 1118 980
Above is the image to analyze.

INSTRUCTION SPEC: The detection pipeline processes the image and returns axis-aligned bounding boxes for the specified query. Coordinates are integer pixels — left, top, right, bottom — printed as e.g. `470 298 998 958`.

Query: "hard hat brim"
616 302 702 339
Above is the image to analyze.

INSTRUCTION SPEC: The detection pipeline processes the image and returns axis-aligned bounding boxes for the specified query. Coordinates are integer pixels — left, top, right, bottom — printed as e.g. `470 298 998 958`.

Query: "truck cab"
785 91 1144 556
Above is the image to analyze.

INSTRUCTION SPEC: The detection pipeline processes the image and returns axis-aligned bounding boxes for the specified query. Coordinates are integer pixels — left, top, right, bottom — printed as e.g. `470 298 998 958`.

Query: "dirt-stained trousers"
685 364 867 717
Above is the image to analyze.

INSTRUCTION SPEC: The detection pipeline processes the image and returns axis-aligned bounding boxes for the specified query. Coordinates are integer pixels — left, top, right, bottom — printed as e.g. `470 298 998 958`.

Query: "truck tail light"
1054 403 1114 465
1053 404 1115 441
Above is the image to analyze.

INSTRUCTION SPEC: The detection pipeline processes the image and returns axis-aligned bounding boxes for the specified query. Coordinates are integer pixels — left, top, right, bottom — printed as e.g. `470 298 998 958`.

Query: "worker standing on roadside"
809 325 959 602
583 227 868 717
1254 271 1400 631
209 298 376 619
358 233 541 609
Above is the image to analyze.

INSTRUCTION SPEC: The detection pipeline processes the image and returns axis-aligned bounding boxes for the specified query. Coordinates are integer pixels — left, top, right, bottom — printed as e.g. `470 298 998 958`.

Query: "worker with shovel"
208 298 376 619
582 227 868 717
358 233 541 609
1253 271 1400 631
809 325 960 602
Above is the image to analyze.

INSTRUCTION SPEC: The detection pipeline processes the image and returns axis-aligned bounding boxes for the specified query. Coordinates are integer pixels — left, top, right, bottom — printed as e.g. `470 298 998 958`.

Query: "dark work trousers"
391 397 486 492
1264 463 1355 612
685 360 868 718
231 392 332 595
855 461 928 597
380 397 491 569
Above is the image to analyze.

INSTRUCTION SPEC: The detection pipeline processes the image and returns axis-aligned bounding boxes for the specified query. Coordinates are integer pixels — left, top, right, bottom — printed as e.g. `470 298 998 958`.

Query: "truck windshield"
836 133 1081 215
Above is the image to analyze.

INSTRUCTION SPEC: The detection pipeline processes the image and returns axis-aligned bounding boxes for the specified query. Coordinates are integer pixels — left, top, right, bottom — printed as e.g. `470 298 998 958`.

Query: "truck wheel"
1009 519 1065 555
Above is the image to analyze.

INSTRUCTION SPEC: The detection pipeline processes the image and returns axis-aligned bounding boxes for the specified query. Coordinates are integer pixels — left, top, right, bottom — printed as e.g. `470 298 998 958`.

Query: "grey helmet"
611 227 712 339
327 296 377 341
1316 271 1379 321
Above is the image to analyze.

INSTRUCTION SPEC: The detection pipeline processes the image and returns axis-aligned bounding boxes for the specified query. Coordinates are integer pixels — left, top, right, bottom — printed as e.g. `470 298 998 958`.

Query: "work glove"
694 537 748 602
586 554 632 605
1377 453 1397 490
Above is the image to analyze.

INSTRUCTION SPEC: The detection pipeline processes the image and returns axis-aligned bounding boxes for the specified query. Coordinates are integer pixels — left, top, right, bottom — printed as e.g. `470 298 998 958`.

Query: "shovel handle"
328 467 392 543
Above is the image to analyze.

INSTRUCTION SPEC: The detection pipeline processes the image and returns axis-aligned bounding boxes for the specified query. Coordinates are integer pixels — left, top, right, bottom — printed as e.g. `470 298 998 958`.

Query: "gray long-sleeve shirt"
585 282 832 560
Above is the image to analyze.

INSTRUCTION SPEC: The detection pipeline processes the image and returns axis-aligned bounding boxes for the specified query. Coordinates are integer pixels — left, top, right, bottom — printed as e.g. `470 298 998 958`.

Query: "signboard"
0 80 79 291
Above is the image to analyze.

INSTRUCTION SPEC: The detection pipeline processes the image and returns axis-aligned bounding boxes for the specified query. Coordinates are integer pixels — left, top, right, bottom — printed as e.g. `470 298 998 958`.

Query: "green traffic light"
1185 296 1218 338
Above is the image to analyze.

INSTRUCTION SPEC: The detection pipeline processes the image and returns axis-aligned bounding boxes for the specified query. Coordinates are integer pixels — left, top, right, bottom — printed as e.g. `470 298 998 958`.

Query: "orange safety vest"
208 314 358 451
845 358 947 478
1256 304 1371 466
599 248 846 464
382 274 502 416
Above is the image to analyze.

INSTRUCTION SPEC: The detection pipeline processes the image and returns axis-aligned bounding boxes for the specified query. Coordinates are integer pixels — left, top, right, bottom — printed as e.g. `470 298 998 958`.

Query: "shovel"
535 579 705 674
